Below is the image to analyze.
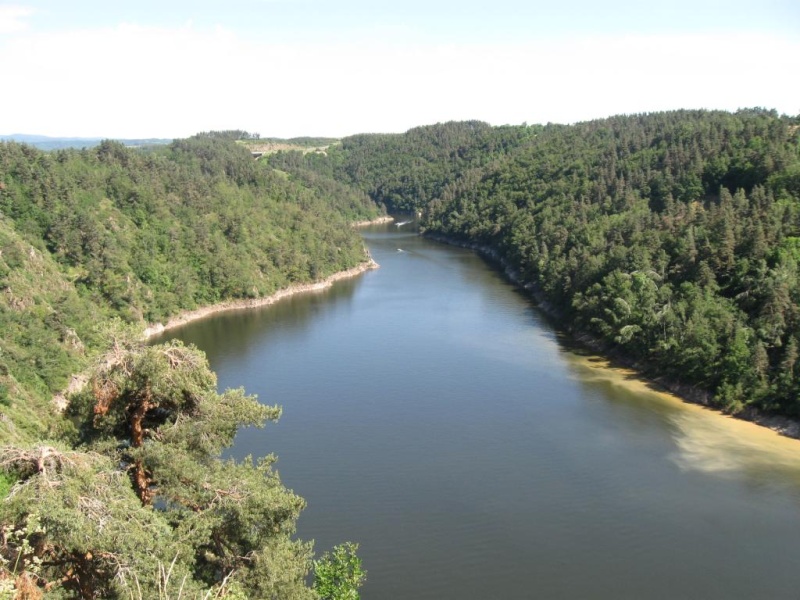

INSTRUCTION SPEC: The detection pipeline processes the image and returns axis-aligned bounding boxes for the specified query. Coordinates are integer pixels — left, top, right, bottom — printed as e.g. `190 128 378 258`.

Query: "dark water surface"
156 223 800 599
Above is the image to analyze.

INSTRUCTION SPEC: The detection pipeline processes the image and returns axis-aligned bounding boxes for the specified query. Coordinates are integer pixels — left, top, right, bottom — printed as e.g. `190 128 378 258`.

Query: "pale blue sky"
14 0 799 38
1 1 798 137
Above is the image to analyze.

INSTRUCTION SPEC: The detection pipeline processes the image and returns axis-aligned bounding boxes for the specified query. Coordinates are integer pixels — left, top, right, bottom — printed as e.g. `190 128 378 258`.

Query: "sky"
0 0 798 139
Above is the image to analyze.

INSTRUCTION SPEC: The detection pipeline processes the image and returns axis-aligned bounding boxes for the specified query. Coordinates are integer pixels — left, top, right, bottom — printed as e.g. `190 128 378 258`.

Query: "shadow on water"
151 274 365 366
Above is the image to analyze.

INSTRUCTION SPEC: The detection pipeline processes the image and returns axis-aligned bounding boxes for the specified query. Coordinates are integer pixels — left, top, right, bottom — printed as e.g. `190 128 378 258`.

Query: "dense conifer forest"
0 133 377 598
276 109 800 417
3 108 800 597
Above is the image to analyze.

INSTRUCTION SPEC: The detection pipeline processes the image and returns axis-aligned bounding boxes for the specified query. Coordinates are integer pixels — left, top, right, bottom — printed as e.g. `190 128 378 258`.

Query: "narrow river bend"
155 222 800 599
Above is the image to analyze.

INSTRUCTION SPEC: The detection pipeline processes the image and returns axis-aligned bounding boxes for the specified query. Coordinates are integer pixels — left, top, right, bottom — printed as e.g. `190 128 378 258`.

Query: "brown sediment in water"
425 231 800 444
567 352 800 476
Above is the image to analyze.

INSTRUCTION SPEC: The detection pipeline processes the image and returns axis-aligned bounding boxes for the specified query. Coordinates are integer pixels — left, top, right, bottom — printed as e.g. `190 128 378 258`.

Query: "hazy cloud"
0 23 798 138
0 4 34 33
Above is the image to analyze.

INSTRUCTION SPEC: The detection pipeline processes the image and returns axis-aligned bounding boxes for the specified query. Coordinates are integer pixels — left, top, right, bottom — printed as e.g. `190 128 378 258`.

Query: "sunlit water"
156 223 800 599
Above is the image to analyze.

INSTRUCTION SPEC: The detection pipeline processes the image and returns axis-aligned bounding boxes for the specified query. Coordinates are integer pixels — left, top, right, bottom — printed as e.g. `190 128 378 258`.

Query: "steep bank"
143 258 379 339
53 258 380 411
2 134 385 438
142 215 394 338
418 112 800 421
144 213 393 337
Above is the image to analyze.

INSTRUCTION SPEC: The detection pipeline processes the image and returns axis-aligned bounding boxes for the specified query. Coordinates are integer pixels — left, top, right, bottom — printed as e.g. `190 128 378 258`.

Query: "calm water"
156 223 800 599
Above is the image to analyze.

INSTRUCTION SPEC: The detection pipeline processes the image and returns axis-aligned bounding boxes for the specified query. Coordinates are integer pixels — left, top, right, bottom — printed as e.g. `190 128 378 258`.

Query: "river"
154 222 800 599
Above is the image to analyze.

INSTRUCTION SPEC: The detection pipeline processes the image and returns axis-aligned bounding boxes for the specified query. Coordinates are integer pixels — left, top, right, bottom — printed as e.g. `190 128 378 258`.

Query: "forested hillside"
0 133 381 438
286 109 800 419
423 109 800 417
4 108 800 597
0 133 376 598
269 120 535 212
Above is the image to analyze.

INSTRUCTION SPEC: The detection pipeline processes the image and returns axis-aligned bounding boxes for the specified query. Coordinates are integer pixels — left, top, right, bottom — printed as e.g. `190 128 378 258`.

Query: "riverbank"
423 231 800 441
135 213 388 339
143 259 379 339
143 217 389 338
351 215 394 228
52 258 379 411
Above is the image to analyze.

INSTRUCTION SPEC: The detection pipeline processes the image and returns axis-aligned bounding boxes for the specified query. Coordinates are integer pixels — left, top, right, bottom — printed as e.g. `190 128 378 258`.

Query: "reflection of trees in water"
153 277 363 366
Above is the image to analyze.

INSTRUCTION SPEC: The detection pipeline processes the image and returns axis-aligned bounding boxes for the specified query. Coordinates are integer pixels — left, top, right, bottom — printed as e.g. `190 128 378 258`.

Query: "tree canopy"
3 109 800 595
291 109 800 418
0 134 377 597
0 134 383 440
3 334 314 598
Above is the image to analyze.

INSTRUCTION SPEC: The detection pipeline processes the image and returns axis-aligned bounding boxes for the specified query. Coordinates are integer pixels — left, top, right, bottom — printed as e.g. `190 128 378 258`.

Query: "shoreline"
351 215 394 228
423 231 800 441
143 258 379 339
142 215 394 340
53 258 379 411
145 215 392 338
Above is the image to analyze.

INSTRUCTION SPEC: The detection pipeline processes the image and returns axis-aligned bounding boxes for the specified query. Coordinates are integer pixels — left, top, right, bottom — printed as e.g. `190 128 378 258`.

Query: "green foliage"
0 134 376 596
0 133 382 440
0 510 46 599
313 108 800 417
2 337 316 598
313 543 366 600
0 472 12 498
423 110 800 415
0 215 98 440
6 108 799 595
1 132 381 323
0 445 196 599
269 121 536 213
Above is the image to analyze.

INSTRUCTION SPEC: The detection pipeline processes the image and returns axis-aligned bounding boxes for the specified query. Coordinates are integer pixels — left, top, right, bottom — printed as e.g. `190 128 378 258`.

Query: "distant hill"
239 137 339 157
0 134 172 150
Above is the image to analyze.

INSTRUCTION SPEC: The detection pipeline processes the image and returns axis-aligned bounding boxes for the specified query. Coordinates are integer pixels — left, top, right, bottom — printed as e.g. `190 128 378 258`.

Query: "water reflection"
151 274 364 366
